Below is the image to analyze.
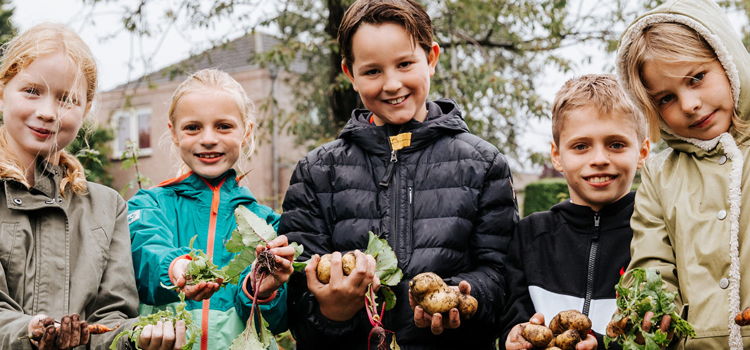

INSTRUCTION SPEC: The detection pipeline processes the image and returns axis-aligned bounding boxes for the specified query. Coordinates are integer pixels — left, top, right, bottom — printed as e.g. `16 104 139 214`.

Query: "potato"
420 287 459 314
409 272 446 299
316 252 357 284
521 324 553 347
553 329 581 350
550 310 591 336
457 293 478 319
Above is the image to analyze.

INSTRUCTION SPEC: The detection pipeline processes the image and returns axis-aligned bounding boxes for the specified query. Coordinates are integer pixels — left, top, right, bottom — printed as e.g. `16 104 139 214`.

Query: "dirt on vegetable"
316 251 356 284
408 272 478 319
520 310 591 350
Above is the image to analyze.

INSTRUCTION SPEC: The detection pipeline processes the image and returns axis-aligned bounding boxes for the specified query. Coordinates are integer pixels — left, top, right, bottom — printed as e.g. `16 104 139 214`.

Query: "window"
112 108 152 158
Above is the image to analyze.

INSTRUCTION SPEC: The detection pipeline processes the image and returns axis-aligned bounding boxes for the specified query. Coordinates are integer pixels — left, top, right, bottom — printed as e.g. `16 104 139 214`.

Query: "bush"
523 178 569 216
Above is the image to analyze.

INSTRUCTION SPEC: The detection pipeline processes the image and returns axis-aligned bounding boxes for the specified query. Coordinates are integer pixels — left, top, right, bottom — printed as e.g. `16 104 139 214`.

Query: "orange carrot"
87 324 116 334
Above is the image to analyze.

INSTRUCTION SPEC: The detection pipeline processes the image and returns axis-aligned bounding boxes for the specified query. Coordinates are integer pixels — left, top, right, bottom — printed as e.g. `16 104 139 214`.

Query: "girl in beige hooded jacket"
618 0 750 348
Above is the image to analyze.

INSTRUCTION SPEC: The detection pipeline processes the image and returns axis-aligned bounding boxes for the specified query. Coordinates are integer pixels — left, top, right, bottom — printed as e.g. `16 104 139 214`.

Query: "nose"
200 128 218 146
590 145 610 166
680 90 702 115
35 98 57 122
382 71 402 93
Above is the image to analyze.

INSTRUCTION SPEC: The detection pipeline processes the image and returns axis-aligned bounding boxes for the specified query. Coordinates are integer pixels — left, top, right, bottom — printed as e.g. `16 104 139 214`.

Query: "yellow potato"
316 252 357 284
521 324 553 347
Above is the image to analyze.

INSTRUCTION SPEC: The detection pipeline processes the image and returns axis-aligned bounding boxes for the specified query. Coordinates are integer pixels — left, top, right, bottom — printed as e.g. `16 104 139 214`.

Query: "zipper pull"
379 150 398 187
408 186 413 204
593 212 600 241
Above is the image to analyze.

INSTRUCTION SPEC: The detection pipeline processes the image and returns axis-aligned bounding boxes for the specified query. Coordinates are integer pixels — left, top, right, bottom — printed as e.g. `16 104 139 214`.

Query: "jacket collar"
338 98 469 156
166 169 258 206
551 191 635 233
4 158 67 211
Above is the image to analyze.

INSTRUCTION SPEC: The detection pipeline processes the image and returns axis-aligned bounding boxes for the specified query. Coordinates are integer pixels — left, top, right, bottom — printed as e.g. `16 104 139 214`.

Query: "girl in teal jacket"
128 68 294 350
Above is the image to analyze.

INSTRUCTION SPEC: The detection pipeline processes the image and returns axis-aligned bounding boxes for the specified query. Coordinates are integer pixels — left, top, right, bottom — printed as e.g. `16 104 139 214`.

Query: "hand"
305 250 378 321
28 314 90 350
410 280 471 335
252 235 295 299
504 313 545 350
636 312 672 345
172 258 221 301
137 320 187 350
576 333 598 350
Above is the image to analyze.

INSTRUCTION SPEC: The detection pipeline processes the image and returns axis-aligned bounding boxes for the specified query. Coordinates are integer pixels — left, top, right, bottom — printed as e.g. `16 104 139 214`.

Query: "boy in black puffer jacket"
502 74 651 350
278 0 518 349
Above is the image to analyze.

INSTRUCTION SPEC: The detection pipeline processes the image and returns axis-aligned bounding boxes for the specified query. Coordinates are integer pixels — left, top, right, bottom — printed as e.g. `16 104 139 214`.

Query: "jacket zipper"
378 149 401 259
582 212 600 316
199 177 227 350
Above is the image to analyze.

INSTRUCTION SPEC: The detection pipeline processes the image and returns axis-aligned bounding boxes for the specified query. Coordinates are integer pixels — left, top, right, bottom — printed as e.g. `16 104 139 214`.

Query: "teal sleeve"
128 189 191 305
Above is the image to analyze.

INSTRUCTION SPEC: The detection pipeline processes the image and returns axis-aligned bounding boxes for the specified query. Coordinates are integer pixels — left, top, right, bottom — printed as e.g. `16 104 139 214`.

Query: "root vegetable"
553 329 581 350
420 287 459 314
408 272 478 318
521 324 553 347
736 306 750 326
549 310 591 337
316 252 357 284
457 293 478 319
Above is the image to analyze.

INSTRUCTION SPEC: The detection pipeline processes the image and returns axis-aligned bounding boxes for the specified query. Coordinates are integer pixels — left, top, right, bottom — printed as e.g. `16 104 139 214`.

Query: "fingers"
576 334 598 350
56 315 71 348
349 251 374 290
642 311 654 332
430 312 444 335
38 325 56 350
80 320 90 347
458 280 471 295
446 308 461 329
267 235 289 249
530 312 545 325
151 321 164 350
505 323 533 350
365 254 380 291
69 315 81 347
328 252 345 284
139 324 154 350
174 320 186 350
158 321 176 350
413 306 428 328
305 254 323 291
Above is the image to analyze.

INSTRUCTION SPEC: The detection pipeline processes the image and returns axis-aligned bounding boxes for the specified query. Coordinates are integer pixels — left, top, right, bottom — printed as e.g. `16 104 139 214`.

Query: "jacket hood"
339 98 469 156
616 0 750 153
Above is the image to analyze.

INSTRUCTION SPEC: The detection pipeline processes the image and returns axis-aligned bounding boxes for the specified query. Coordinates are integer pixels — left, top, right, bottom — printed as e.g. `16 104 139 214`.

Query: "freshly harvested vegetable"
520 310 590 350
316 251 356 284
109 294 199 350
521 324 554 347
734 306 750 326
87 324 117 334
604 268 695 349
408 272 478 319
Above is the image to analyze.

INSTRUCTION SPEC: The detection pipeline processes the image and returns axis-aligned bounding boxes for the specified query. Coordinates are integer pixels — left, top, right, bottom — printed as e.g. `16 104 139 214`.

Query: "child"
502 74 650 350
279 0 518 348
616 0 750 348
128 68 294 350
0 23 185 349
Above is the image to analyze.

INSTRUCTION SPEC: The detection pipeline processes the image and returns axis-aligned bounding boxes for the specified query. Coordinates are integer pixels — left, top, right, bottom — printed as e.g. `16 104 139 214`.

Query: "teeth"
197 153 222 159
387 96 405 105
588 176 613 183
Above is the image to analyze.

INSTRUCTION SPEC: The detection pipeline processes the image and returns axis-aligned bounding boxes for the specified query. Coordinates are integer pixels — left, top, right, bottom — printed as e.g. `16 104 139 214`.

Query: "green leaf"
291 242 304 259
292 261 308 273
234 206 277 247
364 231 403 287
381 286 397 311
221 249 257 285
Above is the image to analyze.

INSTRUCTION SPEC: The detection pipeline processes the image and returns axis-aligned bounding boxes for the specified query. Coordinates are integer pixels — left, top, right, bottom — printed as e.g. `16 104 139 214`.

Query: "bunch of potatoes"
408 272 478 319
521 310 592 350
315 252 357 283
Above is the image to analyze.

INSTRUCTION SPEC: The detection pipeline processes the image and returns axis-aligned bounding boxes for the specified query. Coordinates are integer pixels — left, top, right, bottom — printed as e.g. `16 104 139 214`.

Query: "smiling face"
342 22 439 126
642 59 733 140
551 106 650 211
170 89 248 179
0 52 87 167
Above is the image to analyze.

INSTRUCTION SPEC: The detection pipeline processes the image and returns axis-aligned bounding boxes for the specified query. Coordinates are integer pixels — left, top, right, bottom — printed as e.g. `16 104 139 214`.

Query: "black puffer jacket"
280 99 518 349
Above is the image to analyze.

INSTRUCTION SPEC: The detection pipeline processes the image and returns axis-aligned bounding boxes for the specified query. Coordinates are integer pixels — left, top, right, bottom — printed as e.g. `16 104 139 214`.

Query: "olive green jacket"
0 161 138 349
617 0 750 348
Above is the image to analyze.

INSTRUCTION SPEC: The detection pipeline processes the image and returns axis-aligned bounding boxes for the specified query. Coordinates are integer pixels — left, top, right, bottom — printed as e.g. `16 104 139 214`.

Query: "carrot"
87 324 117 334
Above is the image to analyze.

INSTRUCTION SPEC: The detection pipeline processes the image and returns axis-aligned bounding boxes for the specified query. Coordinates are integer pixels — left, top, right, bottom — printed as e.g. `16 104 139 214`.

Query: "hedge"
522 178 569 216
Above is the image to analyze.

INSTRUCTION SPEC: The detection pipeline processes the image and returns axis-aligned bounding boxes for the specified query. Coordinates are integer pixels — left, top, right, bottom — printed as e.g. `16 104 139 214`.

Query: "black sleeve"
499 220 535 347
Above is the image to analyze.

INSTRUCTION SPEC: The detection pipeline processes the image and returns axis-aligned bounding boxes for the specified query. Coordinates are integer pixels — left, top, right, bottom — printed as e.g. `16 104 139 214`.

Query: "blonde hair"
168 68 256 175
551 74 647 145
0 23 97 195
620 22 747 141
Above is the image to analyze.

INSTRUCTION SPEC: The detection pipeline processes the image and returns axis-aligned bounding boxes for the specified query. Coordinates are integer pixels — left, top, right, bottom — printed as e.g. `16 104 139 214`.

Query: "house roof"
110 31 281 91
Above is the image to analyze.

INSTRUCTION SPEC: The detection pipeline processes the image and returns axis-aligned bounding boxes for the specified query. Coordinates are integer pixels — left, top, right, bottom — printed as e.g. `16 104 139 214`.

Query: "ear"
242 123 254 147
550 141 564 173
168 122 178 145
427 42 441 76
637 138 651 169
341 59 358 92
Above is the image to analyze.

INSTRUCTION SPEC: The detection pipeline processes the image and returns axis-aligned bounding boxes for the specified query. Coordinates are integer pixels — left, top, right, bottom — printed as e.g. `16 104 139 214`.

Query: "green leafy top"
221 206 286 284
605 268 695 349
364 231 403 286
110 294 199 350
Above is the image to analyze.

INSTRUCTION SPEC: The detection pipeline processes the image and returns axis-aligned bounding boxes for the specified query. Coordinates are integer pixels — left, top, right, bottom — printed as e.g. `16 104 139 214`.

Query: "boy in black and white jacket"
502 74 651 350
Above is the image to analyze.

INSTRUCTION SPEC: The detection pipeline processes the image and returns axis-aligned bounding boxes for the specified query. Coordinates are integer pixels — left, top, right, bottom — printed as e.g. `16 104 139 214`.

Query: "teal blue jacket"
128 170 285 350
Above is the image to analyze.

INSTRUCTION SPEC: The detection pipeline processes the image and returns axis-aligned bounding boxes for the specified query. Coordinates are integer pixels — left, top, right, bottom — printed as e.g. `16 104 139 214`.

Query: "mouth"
690 111 715 129
195 152 224 163
583 174 618 187
28 126 54 138
384 95 408 105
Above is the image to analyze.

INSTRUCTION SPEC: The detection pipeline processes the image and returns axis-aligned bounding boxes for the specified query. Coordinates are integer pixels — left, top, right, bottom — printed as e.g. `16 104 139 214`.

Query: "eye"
24 87 39 96
657 94 675 106
398 61 413 68
610 142 626 150
572 143 588 151
59 94 80 107
363 69 380 76
690 72 705 85
183 124 200 132
217 123 234 130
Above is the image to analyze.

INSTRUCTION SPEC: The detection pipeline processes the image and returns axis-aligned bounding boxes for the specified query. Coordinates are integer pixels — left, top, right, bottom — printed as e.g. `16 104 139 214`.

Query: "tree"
76 0 750 162
67 122 115 186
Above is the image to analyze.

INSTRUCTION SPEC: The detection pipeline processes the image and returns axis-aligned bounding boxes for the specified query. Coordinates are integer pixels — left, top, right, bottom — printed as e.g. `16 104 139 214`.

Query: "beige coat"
617 0 750 348
0 161 138 349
